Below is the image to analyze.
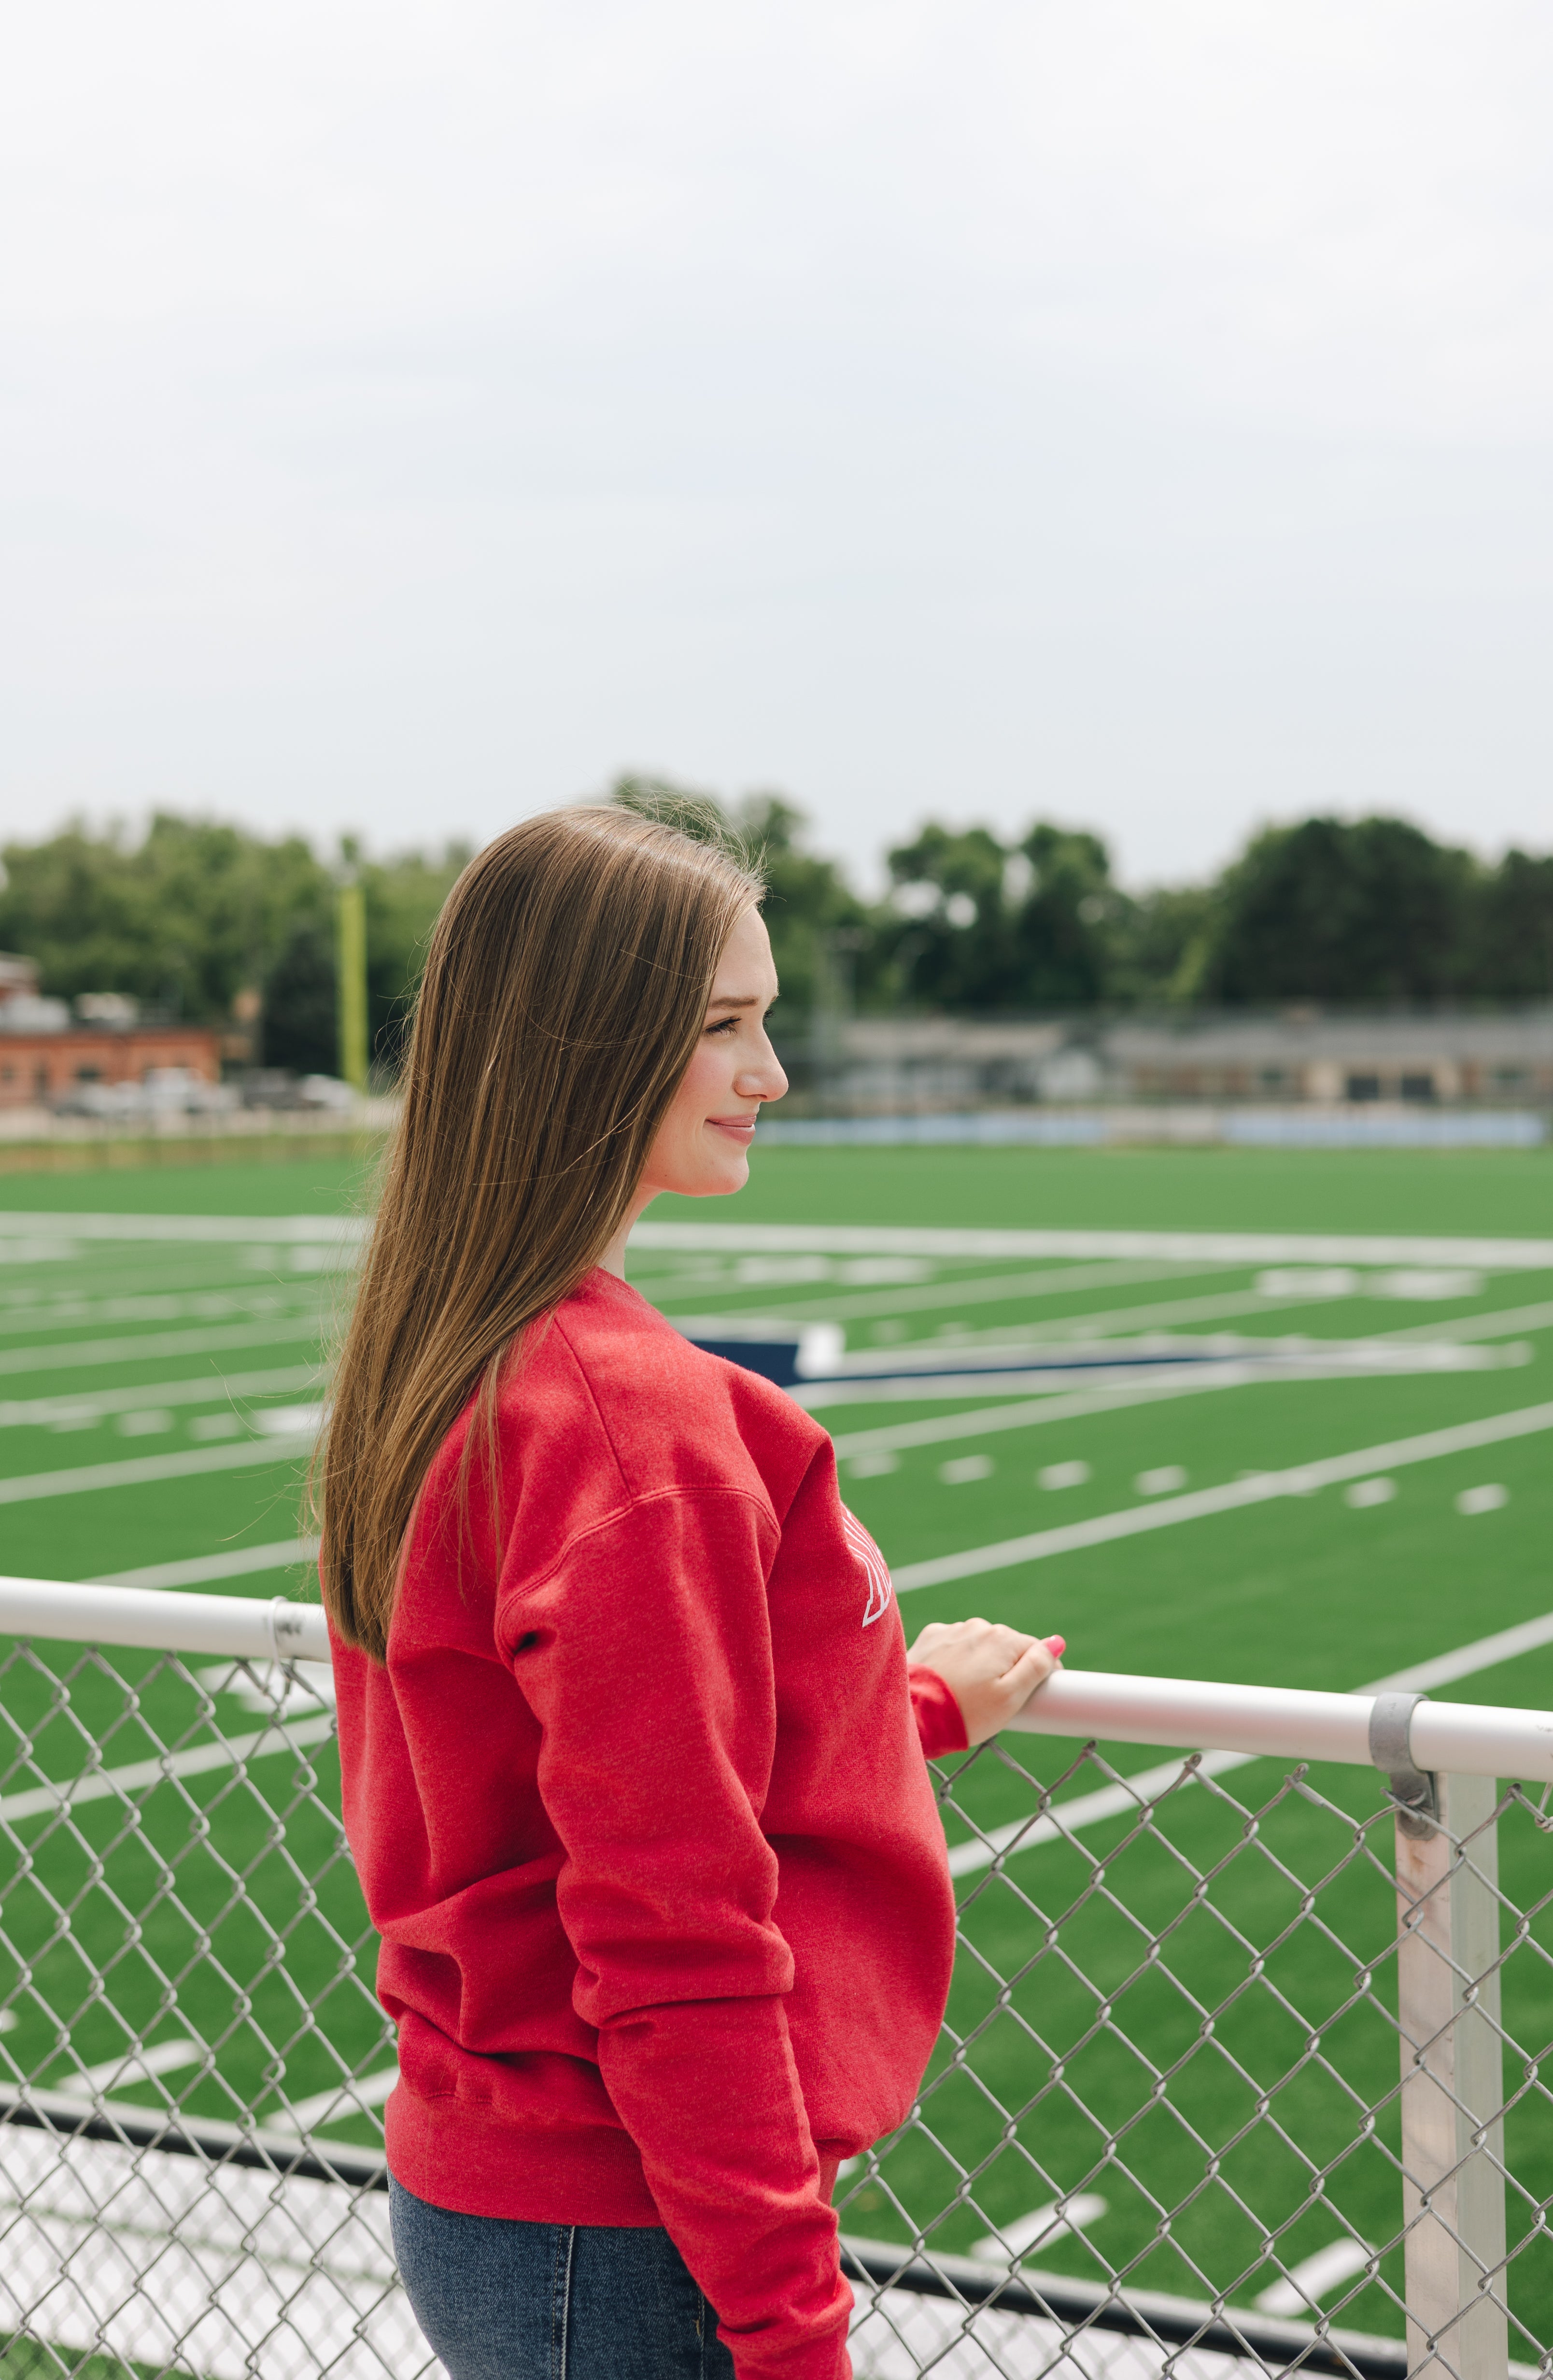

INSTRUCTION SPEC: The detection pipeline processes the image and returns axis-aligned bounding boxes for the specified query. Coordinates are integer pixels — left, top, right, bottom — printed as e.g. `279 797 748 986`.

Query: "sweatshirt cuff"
908 1664 969 1758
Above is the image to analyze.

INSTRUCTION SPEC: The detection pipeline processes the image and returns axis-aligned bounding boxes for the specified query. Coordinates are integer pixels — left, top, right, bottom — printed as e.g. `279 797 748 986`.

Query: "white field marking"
830 1368 1319 1460
0 1315 324 1378
0 1365 323 1431
0 1712 338 1824
253 1404 326 1436
1383 1296 1553 1344
1255 2238 1375 2319
92 1538 321 1591
0 1289 326 1340
969 2192 1110 2264
892 1399 1553 1593
0 1211 367 1246
818 1296 1542 1453
629 1220 1553 1269
68 2039 206 2092
658 1259 1240 1327
1457 1483 1510 1516
806 1292 1553 1395
1039 1461 1090 1490
946 1750 1257 1875
1136 1466 1187 1495
948 1607 1553 1877
861 1282 1400 1347
808 1339 1528 1390
0 1430 316 1509
1344 1478 1397 1508
271 2066 400 2134
798 1265 1540 1353
641 1254 934 1295
1368 1607 1553 1694
197 1655 335 1716
940 1455 994 1485
806 1339 1522 1422
819 1342 1524 1428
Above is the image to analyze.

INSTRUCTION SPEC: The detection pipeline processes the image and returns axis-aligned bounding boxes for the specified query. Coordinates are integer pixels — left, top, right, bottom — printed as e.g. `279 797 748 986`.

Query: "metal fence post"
1388 1743 1508 2380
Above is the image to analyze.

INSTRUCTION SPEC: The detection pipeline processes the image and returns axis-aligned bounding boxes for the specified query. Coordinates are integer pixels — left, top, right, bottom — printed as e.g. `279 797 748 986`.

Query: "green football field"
1 1141 1551 2362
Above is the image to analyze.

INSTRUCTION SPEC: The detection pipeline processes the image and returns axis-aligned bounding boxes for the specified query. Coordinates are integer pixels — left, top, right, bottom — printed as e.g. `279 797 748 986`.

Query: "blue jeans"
389 2176 736 2380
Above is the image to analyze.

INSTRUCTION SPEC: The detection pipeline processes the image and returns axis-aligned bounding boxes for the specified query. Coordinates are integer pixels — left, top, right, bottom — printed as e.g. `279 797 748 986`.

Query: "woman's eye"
706 1017 737 1035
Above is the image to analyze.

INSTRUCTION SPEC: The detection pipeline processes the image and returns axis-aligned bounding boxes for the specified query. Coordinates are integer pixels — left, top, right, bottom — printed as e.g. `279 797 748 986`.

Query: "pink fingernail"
1045 1635 1066 1656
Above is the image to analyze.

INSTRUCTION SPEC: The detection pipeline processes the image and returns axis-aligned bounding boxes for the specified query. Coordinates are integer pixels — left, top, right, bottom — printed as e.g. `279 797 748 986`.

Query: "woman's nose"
737 1039 788 1102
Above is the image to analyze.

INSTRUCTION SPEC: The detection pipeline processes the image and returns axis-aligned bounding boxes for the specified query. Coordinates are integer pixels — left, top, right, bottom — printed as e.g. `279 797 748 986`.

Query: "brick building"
0 954 219 1110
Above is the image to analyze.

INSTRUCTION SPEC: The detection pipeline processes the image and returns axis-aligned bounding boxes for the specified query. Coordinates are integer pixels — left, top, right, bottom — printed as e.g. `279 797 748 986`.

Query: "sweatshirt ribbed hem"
384 2083 663 2225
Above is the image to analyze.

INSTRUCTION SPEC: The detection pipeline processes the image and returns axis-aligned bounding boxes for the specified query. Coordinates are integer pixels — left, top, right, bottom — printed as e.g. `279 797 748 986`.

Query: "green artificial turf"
1 1139 1550 2363
657 1141 1553 1238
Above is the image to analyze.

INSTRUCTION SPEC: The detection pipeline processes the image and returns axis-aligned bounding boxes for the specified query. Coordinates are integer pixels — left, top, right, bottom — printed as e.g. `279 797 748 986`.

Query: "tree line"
0 793 1547 1073
619 783 1553 1017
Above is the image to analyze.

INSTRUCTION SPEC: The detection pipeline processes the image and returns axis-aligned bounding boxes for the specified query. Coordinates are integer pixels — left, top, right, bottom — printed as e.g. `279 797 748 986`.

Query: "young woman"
321 808 1061 2380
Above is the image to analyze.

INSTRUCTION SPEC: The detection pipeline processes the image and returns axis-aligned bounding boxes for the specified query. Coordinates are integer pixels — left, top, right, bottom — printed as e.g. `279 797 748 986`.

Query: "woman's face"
638 906 788 1202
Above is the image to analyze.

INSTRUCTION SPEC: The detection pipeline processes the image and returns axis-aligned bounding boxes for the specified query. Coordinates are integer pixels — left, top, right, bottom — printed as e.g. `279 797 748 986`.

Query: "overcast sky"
3 1 1552 892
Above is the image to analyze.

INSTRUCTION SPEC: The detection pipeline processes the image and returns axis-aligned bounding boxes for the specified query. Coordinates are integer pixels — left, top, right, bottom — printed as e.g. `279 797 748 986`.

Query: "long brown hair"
318 805 763 1662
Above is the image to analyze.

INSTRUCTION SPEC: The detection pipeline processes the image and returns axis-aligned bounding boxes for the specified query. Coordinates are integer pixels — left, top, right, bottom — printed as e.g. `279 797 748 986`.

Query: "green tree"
0 815 331 1025
1195 817 1479 1005
1470 850 1553 1001
361 846 470 1069
1105 884 1217 1006
1011 824 1116 1007
879 819 1117 1010
0 815 468 1077
881 824 1019 1008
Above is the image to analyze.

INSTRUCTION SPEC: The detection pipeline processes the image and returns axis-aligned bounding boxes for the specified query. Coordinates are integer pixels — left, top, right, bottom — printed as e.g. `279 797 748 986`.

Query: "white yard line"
821 1291 1547 1451
0 1315 324 1378
893 1399 1553 1593
0 1212 366 1246
830 1371 1269 1458
659 1259 1239 1327
0 1429 316 1508
1255 2239 1374 2319
270 2066 399 2134
888 1282 1473 1345
92 1538 321 1591
0 1292 326 1340
1382 1297 1553 1344
969 2192 1110 2263
0 1712 338 1824
631 1221 1553 1269
801 1344 1519 1411
69 2039 206 2091
0 1366 323 1430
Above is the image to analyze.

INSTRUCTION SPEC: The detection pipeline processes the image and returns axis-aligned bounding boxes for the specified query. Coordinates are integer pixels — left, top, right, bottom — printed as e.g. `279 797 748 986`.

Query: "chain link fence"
0 1585 1548 2380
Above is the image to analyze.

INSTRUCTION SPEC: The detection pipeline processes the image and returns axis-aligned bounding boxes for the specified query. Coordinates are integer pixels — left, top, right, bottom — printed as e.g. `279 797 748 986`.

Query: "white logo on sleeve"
841 1506 894 1628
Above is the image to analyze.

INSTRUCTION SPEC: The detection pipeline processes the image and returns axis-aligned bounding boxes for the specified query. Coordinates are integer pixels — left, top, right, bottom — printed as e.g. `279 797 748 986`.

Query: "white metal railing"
4 1574 1546 1781
1 1573 1550 2380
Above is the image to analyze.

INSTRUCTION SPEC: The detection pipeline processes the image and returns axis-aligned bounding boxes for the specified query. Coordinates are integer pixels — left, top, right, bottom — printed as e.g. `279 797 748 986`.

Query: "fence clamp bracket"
1369 1690 1437 1837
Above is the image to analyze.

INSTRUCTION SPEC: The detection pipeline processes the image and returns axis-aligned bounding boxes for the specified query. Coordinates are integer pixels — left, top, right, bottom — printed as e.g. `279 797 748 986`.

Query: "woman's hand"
907 1618 1064 1746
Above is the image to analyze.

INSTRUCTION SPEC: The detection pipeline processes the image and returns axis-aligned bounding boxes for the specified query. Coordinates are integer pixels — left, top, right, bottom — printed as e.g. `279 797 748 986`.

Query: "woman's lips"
709 1114 758 1140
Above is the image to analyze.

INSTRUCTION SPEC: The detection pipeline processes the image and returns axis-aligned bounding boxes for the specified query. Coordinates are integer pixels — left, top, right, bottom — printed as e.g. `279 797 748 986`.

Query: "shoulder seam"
496 1483 781 1648
544 1302 633 1503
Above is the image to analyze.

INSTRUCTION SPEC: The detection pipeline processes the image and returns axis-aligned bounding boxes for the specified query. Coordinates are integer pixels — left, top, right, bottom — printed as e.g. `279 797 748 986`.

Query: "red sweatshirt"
330 1269 963 2380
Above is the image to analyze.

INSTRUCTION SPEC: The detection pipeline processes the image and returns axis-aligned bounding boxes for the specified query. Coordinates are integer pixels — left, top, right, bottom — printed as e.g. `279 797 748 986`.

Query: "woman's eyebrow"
706 993 764 1009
